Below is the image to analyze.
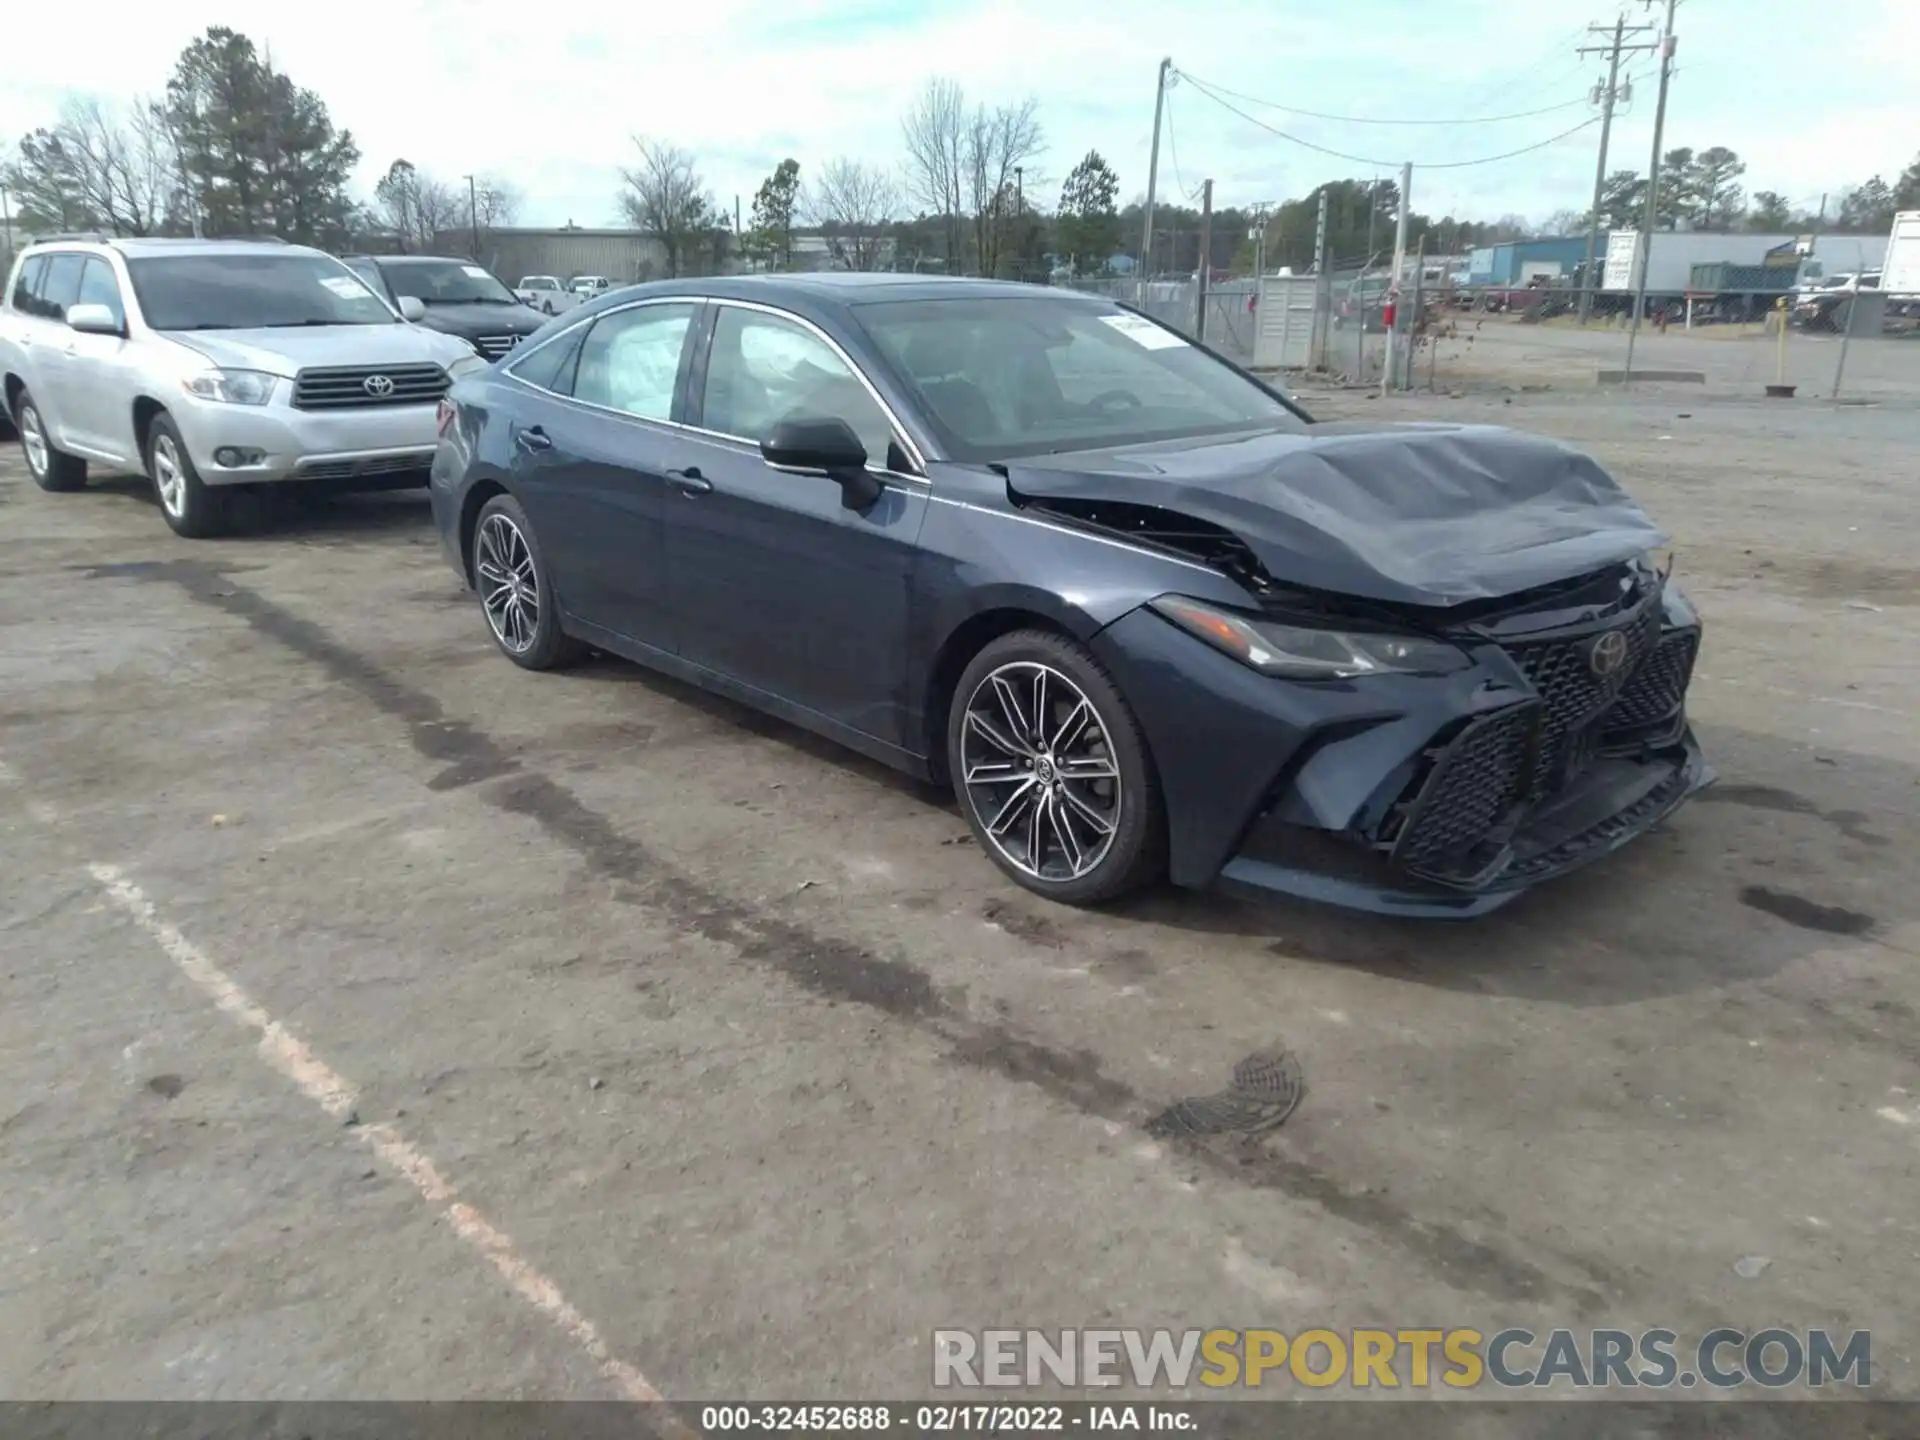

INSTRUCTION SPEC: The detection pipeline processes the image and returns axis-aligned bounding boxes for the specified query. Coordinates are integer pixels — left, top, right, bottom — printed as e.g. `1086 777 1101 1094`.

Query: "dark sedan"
343 254 547 361
428 275 1713 916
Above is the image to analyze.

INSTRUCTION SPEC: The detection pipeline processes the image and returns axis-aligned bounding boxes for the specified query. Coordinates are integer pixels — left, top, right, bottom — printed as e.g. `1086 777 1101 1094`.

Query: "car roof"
348 254 479 266
592 272 1098 313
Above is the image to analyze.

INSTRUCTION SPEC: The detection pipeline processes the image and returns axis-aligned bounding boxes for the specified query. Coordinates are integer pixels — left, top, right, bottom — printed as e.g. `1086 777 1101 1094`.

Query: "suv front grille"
1388 705 1535 880
292 363 449 411
473 334 523 360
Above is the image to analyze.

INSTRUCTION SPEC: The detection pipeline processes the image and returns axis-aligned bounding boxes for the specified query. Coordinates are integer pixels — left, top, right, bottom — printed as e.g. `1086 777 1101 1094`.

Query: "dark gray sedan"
428 274 1712 916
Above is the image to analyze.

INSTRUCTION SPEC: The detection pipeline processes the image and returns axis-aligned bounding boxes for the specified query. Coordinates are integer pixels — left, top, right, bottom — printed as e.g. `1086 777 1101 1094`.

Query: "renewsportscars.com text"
932 1327 1872 1391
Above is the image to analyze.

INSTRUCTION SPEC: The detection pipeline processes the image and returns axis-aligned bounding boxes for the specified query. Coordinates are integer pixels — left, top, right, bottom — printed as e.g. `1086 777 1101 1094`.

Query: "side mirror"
396 295 427 322
67 302 123 336
761 415 881 510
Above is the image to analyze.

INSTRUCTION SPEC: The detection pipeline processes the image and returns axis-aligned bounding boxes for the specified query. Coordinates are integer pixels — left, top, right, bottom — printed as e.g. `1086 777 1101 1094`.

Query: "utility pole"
464 174 479 258
1624 0 1681 380
1140 58 1173 291
1577 17 1654 323
0 184 11 268
1313 189 1333 370
1382 161 1412 396
1195 179 1214 341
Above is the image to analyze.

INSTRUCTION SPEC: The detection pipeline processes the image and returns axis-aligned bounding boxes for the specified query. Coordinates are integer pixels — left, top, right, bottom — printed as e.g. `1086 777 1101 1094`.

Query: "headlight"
446 352 490 380
1149 595 1471 679
182 369 276 405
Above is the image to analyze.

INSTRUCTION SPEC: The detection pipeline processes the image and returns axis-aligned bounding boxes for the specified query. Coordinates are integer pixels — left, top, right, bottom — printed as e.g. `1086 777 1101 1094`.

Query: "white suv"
1 237 486 537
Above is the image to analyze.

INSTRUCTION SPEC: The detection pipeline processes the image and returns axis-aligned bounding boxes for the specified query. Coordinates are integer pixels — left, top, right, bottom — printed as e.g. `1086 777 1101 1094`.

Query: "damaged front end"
1221 560 1714 917
1042 493 1714 917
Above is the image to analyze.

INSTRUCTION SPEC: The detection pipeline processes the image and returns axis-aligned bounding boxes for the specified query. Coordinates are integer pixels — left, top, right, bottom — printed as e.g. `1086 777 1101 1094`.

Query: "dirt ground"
1 377 1916 1413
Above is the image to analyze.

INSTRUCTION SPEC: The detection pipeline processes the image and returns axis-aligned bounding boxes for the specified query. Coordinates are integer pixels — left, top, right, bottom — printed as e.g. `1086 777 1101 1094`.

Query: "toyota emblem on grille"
1588 629 1630 677
362 374 395 397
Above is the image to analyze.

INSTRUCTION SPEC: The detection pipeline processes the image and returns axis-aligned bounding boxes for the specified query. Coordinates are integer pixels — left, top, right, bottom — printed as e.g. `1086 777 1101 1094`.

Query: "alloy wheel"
20 405 48 478
152 434 186 516
960 660 1123 883
476 512 540 653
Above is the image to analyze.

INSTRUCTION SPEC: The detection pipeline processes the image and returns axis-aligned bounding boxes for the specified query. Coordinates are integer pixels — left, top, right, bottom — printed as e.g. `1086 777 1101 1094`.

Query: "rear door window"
572 303 697 421
508 327 589 395
8 256 47 314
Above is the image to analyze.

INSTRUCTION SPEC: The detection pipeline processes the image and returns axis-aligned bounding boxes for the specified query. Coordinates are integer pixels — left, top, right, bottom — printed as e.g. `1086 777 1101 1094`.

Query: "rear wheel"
471 493 583 670
147 414 228 538
948 630 1165 906
15 390 88 492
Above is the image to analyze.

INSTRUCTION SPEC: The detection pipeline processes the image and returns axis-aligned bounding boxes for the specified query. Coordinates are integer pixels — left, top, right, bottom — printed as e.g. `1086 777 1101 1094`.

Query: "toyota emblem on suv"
362 374 395 397
1588 629 1630 677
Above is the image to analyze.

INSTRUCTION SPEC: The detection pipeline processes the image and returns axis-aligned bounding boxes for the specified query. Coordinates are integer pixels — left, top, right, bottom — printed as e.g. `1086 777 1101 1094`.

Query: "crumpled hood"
1003 421 1669 607
158 324 474 379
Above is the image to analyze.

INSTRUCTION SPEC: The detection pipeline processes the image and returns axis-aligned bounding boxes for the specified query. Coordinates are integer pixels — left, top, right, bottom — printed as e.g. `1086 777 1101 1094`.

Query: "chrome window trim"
500 293 930 484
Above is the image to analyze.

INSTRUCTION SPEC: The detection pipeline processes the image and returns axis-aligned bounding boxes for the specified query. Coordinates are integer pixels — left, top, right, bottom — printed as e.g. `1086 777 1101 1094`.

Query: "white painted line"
88 862 666 1406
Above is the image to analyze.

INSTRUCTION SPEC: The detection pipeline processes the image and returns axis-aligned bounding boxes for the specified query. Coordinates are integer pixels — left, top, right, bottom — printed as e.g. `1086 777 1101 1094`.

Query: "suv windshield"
127 254 397 330
384 259 519 305
857 297 1305 462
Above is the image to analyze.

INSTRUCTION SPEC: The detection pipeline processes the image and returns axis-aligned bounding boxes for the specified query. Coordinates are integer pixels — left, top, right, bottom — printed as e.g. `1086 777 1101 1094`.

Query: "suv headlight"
182 369 276 405
446 352 490 380
1149 595 1470 679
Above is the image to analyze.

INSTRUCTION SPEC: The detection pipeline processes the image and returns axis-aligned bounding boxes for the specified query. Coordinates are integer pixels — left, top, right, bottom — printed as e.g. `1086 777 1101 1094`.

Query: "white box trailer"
1603 230 1889 295
1882 210 1920 297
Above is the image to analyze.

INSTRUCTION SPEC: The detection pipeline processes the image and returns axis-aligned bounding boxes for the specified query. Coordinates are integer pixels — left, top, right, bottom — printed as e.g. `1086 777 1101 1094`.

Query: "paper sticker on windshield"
462 265 491 279
1100 313 1188 349
321 275 367 298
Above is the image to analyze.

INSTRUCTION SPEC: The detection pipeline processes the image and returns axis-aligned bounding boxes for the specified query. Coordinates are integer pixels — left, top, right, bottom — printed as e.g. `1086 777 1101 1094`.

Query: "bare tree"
900 78 967 269
806 158 899 271
6 98 177 236
964 97 1043 277
616 137 714 278
374 158 461 250
472 175 520 233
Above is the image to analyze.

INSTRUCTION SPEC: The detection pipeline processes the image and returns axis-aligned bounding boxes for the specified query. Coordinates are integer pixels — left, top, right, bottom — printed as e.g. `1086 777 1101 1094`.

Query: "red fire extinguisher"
1382 288 1398 330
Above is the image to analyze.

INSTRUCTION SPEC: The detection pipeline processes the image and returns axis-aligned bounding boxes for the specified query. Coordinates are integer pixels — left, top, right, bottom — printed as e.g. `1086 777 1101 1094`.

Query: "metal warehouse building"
462 227 673 285
1468 236 1608 286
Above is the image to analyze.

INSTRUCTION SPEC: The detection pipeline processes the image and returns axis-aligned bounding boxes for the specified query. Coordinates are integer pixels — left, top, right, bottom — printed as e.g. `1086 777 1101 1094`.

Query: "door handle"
514 425 553 454
666 466 712 495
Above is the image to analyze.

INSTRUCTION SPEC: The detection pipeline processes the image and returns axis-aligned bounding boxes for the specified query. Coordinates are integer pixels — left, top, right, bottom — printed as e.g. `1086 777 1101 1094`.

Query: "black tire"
947 629 1166 906
471 492 584 670
145 413 229 538
15 389 88 492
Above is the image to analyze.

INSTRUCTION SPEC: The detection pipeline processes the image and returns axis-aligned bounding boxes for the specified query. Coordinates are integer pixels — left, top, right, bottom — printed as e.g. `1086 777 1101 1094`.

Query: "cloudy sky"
3 0 1915 231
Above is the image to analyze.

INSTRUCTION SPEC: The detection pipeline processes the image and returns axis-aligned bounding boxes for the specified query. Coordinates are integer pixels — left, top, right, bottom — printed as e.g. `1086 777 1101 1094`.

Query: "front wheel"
948 630 1165 906
147 415 228 538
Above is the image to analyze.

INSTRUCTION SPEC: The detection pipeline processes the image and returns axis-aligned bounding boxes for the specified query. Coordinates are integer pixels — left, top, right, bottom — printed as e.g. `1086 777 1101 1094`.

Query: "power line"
1162 88 1207 204
1177 71 1602 172
1171 68 1593 126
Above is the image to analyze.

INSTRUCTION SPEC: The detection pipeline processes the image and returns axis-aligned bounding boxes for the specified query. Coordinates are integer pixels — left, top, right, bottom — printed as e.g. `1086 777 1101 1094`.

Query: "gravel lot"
1 376 1916 1412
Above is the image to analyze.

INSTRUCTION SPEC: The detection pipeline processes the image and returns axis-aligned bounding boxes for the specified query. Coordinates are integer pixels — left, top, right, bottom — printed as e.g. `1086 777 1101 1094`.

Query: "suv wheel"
147 415 228 538
15 389 88 492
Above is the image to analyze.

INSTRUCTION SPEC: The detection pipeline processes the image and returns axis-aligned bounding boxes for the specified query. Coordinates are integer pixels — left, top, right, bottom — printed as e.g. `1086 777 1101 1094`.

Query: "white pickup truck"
513 275 586 316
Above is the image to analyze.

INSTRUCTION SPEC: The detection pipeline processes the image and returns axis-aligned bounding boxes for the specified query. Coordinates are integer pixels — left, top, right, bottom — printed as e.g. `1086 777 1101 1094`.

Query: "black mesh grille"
1605 630 1700 730
1501 764 1693 882
1510 604 1663 796
1390 705 1535 876
292 363 449 410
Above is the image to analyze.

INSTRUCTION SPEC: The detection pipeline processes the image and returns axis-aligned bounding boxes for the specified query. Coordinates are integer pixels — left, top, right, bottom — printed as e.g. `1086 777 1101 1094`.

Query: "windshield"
385 260 518 305
521 277 559 290
856 297 1305 462
127 254 397 330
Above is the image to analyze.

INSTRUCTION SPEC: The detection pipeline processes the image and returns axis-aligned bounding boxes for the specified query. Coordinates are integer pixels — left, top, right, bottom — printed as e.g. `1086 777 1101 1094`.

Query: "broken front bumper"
1089 599 1714 919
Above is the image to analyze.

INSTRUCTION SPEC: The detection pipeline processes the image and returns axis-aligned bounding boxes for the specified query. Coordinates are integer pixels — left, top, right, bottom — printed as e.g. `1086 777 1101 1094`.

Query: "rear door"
665 300 929 749
500 299 705 653
23 253 89 450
